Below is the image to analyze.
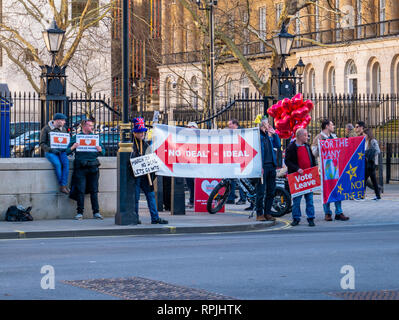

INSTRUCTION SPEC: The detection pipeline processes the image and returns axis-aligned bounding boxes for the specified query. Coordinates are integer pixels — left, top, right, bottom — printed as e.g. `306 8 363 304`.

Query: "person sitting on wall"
39 113 70 194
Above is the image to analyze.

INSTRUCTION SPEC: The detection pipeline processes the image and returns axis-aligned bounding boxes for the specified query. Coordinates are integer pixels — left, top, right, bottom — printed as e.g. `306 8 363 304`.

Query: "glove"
52 149 61 155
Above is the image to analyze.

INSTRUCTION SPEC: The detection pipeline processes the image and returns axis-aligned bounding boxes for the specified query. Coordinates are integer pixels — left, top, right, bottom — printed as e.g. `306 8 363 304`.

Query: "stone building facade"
158 0 399 113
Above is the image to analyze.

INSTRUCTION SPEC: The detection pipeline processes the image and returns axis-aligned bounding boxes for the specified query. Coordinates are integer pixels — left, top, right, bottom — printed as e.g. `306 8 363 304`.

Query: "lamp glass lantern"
273 23 295 56
296 58 305 76
42 20 65 54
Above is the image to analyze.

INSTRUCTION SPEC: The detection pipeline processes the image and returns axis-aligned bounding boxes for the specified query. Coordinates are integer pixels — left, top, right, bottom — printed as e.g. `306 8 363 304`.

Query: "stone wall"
0 157 117 220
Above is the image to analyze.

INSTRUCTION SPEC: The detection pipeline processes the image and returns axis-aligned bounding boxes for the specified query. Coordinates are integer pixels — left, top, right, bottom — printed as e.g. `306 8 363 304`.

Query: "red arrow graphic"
155 134 257 173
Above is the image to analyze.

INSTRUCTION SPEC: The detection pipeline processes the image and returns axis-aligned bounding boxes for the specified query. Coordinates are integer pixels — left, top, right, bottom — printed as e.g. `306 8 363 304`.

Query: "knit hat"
53 113 67 120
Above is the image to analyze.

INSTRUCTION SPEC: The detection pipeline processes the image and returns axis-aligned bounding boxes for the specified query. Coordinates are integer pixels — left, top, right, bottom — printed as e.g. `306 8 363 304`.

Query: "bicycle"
206 176 292 218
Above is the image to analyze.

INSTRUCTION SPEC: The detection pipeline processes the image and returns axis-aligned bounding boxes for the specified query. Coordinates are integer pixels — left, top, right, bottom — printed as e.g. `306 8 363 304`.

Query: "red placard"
287 166 321 197
194 178 225 213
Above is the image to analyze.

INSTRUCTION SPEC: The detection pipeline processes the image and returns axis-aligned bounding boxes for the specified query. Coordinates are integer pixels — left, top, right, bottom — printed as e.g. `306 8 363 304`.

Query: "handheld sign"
76 135 99 152
50 132 70 149
287 166 321 197
130 153 161 177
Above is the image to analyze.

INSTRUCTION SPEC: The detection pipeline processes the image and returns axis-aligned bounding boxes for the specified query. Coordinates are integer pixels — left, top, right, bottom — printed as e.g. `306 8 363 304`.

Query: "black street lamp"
270 23 303 100
42 19 65 67
40 19 67 132
194 0 218 127
115 0 138 225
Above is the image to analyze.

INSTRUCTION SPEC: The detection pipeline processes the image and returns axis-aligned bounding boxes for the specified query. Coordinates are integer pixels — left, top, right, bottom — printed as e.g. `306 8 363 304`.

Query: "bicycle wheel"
271 187 291 217
206 181 231 214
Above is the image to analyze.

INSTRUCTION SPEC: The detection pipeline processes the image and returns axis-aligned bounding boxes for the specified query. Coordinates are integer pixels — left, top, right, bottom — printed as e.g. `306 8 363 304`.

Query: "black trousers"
365 166 380 198
256 164 276 216
72 167 100 215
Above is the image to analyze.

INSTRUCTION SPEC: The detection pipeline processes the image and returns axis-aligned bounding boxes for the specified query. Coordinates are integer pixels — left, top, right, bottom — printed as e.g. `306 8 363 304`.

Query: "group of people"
40 114 167 224
260 118 380 227
40 112 380 227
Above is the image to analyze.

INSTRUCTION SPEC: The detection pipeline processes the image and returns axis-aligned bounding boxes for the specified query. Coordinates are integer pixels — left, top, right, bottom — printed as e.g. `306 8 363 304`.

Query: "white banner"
50 132 70 149
76 134 99 152
152 124 262 178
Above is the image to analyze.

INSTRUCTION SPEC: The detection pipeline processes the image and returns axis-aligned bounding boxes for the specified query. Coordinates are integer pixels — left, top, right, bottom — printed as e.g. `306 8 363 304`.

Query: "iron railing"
2 91 399 182
162 19 399 65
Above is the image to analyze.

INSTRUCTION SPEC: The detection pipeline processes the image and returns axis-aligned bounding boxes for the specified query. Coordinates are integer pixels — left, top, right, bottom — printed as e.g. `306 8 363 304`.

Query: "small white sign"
76 134 99 152
50 132 70 149
130 153 161 177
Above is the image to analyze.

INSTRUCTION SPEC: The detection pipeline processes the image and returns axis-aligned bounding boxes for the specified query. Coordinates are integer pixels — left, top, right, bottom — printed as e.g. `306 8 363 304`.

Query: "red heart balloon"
304 100 314 113
291 106 309 120
281 98 292 113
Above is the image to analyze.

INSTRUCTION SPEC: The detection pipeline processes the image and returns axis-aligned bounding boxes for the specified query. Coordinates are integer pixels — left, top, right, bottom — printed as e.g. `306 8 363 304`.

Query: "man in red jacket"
285 128 317 227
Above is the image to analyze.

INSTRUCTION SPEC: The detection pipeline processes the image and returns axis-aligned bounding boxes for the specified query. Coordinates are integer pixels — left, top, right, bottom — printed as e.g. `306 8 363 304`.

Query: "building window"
309 69 316 95
335 0 341 40
372 62 382 95
295 12 301 47
276 3 283 25
226 78 233 99
240 75 249 98
243 11 249 55
328 67 336 95
190 76 199 109
150 0 162 39
71 0 100 27
259 6 267 52
379 0 386 35
356 0 362 38
345 60 358 94
315 0 320 41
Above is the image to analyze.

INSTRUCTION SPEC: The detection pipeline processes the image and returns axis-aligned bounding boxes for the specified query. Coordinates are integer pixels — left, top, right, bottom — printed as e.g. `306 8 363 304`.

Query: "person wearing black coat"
284 128 317 227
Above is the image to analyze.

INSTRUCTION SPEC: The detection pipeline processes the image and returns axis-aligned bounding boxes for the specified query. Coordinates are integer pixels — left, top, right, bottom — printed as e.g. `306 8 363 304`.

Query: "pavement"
0 183 397 240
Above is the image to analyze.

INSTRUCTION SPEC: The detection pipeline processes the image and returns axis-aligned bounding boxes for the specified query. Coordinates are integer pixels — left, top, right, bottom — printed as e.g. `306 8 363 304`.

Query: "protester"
131 117 168 224
226 119 247 205
345 123 357 138
255 117 281 221
312 119 349 221
355 121 366 136
285 128 317 226
40 113 70 194
67 119 105 220
185 121 198 208
364 128 381 201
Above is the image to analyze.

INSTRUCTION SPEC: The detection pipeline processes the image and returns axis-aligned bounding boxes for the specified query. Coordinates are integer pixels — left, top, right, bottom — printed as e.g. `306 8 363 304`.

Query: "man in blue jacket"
256 118 281 221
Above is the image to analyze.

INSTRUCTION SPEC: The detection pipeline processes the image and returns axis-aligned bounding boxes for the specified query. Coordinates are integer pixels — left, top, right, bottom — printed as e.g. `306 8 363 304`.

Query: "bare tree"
0 0 113 94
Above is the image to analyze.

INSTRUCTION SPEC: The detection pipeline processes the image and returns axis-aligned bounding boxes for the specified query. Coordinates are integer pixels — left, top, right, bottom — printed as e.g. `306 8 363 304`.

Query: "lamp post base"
115 142 139 225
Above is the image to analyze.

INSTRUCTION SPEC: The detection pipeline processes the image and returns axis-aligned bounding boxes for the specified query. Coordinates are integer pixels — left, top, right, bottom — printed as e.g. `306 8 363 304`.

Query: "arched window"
226 78 233 99
372 62 381 95
164 78 172 109
345 60 358 94
240 75 249 98
306 68 316 95
190 76 199 109
328 67 336 95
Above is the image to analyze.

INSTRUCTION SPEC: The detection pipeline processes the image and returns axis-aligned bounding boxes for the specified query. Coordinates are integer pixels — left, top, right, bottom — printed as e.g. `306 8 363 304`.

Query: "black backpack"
5 205 33 222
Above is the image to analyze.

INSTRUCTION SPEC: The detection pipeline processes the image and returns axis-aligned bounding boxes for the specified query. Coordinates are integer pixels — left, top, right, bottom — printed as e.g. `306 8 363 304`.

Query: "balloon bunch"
267 93 314 139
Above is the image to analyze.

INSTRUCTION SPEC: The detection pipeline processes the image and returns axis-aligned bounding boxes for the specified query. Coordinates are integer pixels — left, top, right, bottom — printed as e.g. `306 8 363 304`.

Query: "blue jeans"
292 192 315 221
45 151 69 186
135 177 160 222
323 201 343 215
